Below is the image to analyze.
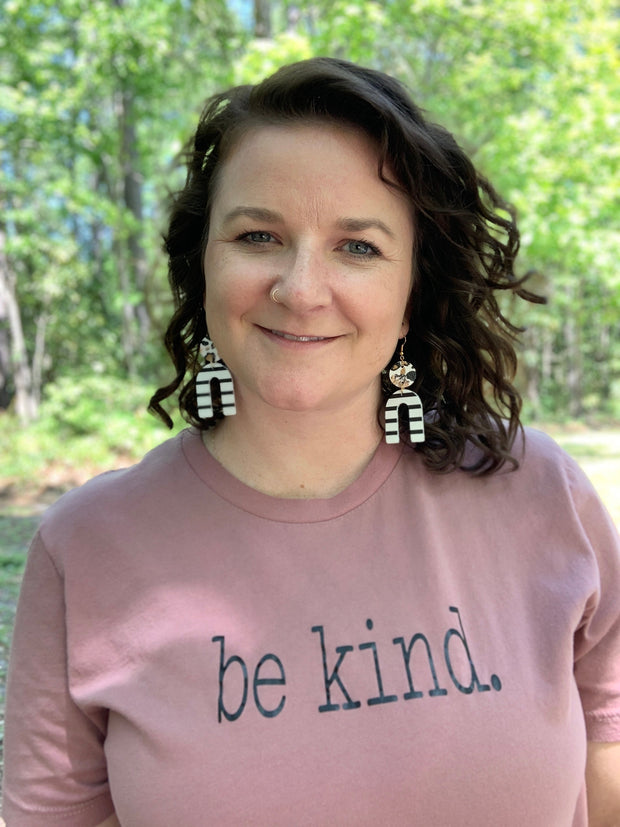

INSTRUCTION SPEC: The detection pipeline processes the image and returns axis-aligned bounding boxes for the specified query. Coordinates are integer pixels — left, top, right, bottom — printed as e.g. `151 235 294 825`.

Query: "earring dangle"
195 337 236 419
384 339 425 444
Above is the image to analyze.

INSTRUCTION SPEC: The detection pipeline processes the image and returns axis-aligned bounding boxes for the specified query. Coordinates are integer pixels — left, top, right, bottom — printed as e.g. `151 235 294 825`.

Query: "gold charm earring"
384 338 425 444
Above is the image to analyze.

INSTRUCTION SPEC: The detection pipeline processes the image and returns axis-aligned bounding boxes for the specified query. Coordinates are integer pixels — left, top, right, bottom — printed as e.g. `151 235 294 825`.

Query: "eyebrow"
222 206 283 224
222 206 396 239
336 217 396 239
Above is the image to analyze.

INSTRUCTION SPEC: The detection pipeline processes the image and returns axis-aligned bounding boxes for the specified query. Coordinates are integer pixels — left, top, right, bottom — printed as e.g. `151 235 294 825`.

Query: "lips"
270 330 329 342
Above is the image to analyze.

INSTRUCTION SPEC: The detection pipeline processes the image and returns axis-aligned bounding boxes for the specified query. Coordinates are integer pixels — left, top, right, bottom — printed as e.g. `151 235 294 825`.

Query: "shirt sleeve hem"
585 711 620 742
1 791 114 827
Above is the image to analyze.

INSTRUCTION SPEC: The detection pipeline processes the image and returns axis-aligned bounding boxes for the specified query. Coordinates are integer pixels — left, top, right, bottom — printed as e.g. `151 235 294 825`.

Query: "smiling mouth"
269 329 331 342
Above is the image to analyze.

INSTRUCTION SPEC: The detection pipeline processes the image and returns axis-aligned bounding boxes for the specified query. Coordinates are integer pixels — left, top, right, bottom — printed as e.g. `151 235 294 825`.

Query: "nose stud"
270 286 281 304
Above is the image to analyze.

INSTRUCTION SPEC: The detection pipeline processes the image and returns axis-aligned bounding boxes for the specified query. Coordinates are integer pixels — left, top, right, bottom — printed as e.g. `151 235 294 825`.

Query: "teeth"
272 330 327 342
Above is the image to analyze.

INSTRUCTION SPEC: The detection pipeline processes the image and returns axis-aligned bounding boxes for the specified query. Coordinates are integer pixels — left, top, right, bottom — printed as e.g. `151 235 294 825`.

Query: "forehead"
211 122 410 222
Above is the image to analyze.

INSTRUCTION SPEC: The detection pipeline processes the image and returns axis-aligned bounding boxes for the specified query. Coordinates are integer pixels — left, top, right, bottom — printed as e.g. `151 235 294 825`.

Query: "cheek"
202 253 262 342
203 285 236 337
352 301 408 369
355 280 411 331
203 246 235 311
202 249 230 335
204 244 269 298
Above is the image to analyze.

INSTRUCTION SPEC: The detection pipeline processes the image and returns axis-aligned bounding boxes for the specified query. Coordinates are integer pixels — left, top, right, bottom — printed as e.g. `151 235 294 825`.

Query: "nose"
271 244 331 312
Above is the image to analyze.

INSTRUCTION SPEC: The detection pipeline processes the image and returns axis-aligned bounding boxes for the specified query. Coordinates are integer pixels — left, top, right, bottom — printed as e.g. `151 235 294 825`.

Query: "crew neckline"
180 428 408 524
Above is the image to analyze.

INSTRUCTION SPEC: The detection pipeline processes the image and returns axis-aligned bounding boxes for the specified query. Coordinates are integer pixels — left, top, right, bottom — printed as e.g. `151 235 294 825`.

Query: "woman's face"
203 122 415 420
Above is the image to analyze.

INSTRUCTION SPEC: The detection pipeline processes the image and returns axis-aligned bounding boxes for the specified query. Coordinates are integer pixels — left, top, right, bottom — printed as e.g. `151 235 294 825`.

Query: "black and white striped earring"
384 339 425 444
196 338 236 419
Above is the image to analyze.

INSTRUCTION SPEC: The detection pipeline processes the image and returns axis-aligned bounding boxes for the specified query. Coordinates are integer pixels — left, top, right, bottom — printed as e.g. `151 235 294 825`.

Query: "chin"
253 385 334 414
246 375 317 408
251 376 379 417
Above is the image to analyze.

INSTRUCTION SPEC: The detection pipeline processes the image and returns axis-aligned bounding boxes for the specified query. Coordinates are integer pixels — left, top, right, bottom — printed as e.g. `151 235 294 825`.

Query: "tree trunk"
0 259 11 409
564 311 584 418
31 312 49 408
597 322 611 405
541 327 553 386
120 88 150 343
520 327 541 418
285 4 300 32
254 0 272 37
112 0 150 370
114 234 137 376
0 227 38 422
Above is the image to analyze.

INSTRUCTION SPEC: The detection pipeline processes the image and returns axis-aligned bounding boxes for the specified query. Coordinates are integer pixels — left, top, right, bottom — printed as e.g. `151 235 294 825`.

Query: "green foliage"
1 0 239 391
41 375 154 440
0 377 180 483
235 31 314 81
0 552 28 573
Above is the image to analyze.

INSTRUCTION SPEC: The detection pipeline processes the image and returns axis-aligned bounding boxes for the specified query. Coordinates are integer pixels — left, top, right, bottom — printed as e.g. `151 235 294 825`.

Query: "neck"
204 398 384 499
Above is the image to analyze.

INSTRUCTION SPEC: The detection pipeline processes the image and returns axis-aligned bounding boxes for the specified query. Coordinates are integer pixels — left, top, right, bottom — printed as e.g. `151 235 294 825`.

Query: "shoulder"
37 430 194 555
495 426 607 518
517 426 600 504
404 425 580 491
516 425 576 476
404 425 606 522
47 429 188 507
510 428 617 555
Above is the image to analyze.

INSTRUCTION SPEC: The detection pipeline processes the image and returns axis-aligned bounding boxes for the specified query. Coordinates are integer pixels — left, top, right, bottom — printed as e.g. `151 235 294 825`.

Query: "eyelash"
234 230 383 258
343 238 382 257
235 230 275 244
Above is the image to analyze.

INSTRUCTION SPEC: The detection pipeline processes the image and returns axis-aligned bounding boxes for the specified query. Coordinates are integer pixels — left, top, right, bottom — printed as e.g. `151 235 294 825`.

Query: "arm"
566 459 620 825
3 532 114 824
586 741 620 827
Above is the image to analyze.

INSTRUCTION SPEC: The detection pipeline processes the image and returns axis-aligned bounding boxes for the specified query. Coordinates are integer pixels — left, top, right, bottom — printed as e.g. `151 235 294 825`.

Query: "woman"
3 58 620 827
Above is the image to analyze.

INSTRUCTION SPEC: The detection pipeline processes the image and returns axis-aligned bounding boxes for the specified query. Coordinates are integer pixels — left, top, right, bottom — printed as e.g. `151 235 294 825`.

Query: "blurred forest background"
0 0 619 491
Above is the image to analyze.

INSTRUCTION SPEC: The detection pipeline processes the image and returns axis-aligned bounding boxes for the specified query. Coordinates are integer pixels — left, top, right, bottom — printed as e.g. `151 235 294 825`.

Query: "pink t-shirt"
3 428 620 826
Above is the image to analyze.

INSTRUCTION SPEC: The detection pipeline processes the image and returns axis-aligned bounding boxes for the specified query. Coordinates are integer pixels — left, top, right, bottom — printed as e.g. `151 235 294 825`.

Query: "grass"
0 509 42 787
0 518 34 681
0 423 618 782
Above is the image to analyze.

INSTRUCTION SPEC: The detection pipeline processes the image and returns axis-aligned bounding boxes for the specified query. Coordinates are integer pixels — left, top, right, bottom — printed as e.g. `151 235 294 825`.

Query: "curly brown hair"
149 57 543 474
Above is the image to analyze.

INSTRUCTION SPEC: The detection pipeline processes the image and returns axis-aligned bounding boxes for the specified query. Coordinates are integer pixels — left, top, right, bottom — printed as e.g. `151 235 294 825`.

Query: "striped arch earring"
384 338 425 444
196 337 236 419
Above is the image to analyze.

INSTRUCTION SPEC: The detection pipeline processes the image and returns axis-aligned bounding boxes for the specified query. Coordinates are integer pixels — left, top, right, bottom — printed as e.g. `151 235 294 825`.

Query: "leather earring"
196 337 236 419
384 339 425 444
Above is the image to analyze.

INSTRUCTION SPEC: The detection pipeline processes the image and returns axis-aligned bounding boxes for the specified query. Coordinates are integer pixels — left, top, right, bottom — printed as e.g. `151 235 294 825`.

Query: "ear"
400 319 410 338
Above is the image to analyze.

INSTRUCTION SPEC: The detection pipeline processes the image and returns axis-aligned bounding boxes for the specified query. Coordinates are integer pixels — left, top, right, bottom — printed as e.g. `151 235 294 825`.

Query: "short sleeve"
2 532 115 827
570 461 620 742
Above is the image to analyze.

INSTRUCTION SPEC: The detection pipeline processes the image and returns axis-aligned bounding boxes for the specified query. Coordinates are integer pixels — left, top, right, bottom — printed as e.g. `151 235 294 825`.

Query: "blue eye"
241 231 274 243
344 239 381 256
